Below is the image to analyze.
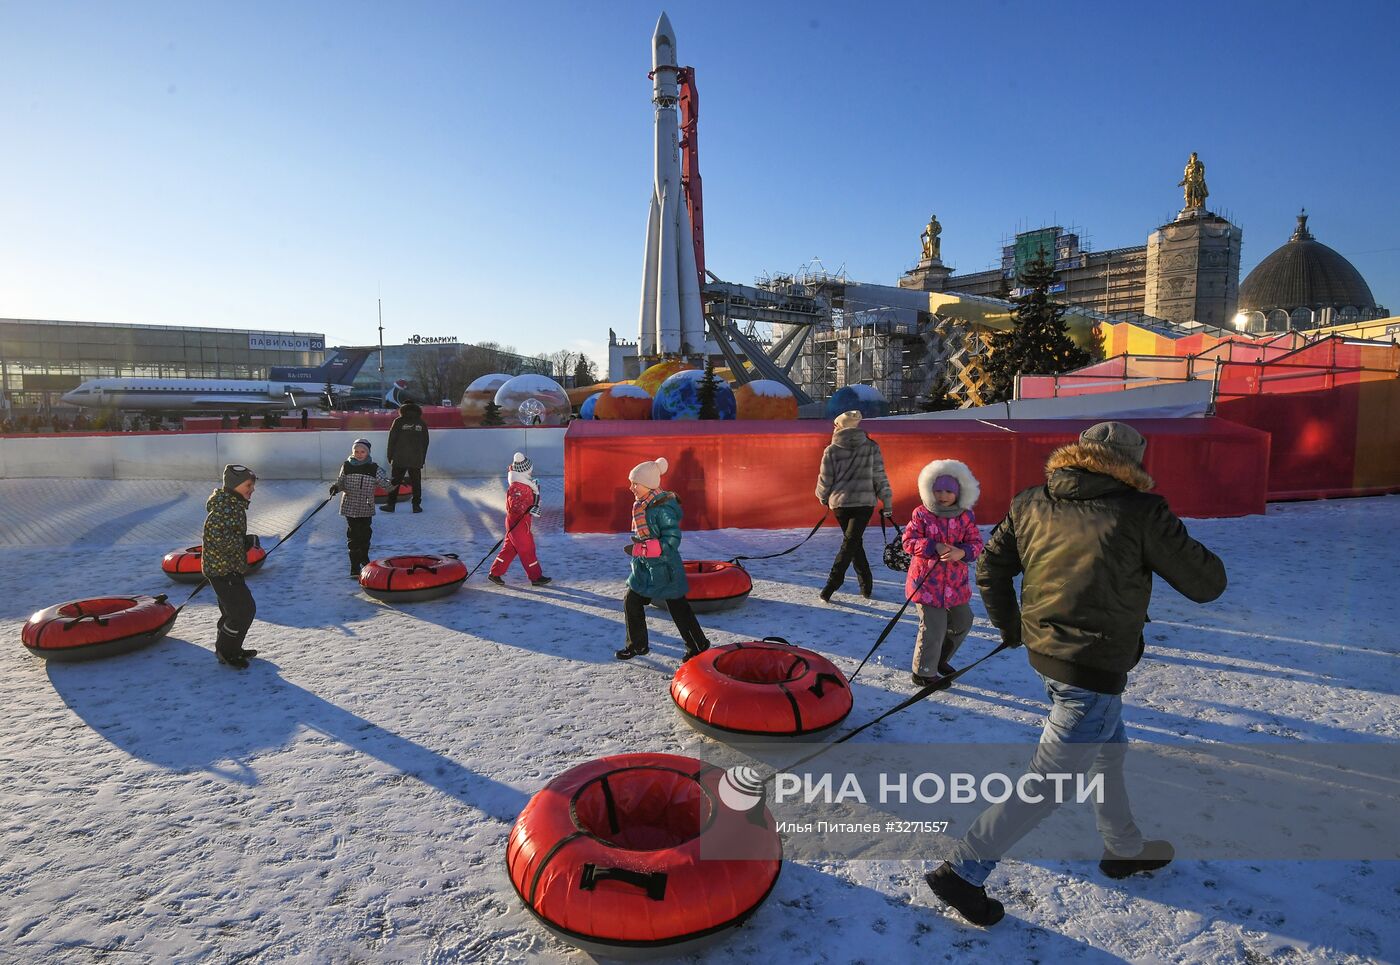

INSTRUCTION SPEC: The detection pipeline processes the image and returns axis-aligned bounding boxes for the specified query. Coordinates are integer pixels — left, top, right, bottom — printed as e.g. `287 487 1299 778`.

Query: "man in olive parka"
927 421 1227 927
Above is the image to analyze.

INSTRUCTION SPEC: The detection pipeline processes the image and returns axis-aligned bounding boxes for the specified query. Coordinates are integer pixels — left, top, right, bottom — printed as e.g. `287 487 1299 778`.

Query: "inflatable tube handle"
579 864 668 901
63 612 110 629
443 553 460 560
761 635 792 646
809 672 846 699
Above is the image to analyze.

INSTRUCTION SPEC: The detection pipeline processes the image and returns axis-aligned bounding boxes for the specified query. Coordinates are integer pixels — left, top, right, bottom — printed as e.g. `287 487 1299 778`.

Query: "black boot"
615 644 649 660
217 649 250 670
239 648 259 660
856 568 874 599
926 862 1005 927
1100 840 1174 879
819 583 837 603
380 502 396 513
531 576 553 587
350 559 361 578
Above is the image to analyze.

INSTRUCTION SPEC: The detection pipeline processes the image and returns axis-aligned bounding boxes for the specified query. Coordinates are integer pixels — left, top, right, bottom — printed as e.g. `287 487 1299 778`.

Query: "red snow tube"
507 752 781 956
672 637 853 738
22 595 179 662
648 561 752 614
161 544 267 583
359 553 466 602
374 483 413 505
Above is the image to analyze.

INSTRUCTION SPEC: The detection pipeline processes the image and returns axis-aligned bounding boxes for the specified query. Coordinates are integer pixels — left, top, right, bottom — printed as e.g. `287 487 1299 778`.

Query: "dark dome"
1239 212 1377 313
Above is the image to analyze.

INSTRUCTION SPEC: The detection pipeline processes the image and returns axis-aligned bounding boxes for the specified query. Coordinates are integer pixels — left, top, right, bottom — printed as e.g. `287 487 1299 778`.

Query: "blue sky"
2 0 1396 369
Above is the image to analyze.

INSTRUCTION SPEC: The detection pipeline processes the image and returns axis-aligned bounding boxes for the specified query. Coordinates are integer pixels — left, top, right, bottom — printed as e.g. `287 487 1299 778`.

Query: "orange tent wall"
564 418 1268 532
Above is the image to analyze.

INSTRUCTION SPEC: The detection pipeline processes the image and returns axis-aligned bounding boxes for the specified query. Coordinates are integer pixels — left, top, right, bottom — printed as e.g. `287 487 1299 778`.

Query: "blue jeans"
948 673 1144 887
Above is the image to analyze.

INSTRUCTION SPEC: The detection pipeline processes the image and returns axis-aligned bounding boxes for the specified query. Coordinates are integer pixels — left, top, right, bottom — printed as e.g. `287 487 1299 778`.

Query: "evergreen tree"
697 360 720 419
322 377 335 410
572 356 597 388
981 253 1090 404
918 377 960 413
482 399 505 426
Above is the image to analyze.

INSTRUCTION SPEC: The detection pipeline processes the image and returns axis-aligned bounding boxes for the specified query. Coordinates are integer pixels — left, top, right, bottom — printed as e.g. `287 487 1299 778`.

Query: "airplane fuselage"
61 377 349 412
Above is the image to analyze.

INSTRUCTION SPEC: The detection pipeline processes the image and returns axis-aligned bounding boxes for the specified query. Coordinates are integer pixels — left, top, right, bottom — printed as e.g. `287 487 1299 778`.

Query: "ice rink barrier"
563 418 1269 533
0 428 564 481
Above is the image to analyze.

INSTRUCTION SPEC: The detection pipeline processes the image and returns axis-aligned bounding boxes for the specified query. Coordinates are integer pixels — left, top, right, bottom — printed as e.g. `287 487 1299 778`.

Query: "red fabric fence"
564 418 1269 532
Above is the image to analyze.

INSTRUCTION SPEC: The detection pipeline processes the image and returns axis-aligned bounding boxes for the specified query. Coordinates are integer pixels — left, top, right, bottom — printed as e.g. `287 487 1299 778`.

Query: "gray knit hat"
352 438 372 451
223 464 257 489
1080 421 1147 465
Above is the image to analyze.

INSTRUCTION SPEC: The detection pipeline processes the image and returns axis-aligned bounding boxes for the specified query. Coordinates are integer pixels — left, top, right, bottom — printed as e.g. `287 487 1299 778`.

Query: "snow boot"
217 650 250 670
937 661 957 677
240 648 259 660
926 862 1004 927
1100 840 1174 879
412 505 423 513
350 561 362 578
531 576 553 587
912 672 937 687
380 503 395 513
856 569 873 599
819 586 836 603
487 574 506 586
615 644 649 660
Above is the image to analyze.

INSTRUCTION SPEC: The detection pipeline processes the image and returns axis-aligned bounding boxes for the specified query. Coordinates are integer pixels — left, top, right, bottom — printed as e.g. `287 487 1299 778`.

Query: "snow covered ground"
1 478 1397 963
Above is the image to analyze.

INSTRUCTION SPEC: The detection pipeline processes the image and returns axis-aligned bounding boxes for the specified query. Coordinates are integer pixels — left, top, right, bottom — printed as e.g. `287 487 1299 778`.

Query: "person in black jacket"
926 421 1227 927
383 401 430 513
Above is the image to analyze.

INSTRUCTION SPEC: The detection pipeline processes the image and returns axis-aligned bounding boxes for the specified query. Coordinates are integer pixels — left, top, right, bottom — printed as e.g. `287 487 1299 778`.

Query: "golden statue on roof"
921 214 942 263
1179 152 1208 210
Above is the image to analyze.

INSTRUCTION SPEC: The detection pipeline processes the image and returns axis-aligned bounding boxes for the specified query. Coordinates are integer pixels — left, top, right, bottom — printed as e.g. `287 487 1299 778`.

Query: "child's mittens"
529 505 542 517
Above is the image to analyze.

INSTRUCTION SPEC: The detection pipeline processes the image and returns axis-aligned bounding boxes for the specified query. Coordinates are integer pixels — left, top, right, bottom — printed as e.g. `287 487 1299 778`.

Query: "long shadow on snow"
698 860 1125 965
405 584 669 666
46 637 527 823
69 491 191 546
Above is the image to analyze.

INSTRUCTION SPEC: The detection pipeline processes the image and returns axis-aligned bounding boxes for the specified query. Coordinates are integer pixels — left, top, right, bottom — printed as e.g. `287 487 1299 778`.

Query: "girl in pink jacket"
902 459 983 685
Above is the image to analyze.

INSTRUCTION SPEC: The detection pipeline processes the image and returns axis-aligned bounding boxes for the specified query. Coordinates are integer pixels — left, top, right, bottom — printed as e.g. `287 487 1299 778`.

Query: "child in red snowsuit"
488 452 551 587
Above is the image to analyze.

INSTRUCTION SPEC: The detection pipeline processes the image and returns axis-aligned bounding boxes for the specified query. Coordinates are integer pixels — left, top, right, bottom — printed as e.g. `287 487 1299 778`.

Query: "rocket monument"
637 12 705 359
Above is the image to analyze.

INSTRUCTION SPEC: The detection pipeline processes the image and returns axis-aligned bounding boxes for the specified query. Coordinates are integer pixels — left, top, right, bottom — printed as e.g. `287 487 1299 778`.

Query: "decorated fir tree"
697 360 720 420
982 253 1090 404
482 399 505 426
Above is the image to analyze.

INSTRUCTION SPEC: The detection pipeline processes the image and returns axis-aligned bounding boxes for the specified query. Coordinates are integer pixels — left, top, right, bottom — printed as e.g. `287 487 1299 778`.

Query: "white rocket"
638 12 705 358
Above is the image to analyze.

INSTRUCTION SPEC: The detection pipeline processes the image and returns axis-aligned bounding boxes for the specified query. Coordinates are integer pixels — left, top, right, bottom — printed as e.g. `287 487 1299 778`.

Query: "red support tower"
676 66 705 297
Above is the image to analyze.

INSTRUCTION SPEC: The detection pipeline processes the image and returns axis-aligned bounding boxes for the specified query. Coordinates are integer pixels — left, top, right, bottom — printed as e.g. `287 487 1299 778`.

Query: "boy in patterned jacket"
902 459 984 685
203 463 260 669
329 438 391 577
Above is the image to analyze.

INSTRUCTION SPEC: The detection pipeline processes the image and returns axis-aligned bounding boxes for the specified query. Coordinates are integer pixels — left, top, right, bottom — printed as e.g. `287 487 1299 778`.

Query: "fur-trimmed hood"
1045 442 1154 493
918 458 980 512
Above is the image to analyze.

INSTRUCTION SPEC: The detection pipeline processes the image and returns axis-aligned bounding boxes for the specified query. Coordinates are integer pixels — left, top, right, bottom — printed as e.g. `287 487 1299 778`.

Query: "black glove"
328 485 338 496
881 509 894 519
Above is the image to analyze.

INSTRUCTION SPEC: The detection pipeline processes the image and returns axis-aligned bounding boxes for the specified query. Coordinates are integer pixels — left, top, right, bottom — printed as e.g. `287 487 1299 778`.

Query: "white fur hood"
917 458 980 512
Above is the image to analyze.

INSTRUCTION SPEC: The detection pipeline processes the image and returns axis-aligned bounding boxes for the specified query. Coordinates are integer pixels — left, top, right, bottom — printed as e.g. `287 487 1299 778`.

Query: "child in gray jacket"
330 438 391 577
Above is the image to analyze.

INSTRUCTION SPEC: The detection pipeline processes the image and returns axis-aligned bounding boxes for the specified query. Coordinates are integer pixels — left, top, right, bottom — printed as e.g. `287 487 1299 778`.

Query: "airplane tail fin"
269 349 371 385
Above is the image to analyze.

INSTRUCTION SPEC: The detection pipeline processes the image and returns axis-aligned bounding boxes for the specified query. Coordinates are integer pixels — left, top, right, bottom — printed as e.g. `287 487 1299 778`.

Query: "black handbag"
881 516 910 572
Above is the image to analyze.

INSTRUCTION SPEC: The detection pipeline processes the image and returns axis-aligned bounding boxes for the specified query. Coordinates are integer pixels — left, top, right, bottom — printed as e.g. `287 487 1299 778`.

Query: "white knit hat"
833 409 862 430
628 456 669 491
510 451 532 473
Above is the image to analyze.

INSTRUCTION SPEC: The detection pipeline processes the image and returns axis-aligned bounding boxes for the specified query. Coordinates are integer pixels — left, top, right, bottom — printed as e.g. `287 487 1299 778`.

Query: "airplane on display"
60 349 371 413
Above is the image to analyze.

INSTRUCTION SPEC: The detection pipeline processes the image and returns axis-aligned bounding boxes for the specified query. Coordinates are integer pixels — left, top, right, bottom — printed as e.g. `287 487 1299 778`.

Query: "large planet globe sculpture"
460 373 512 426
734 379 799 420
652 369 737 421
636 359 697 398
594 384 654 420
494 374 570 427
578 391 603 420
825 383 888 420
